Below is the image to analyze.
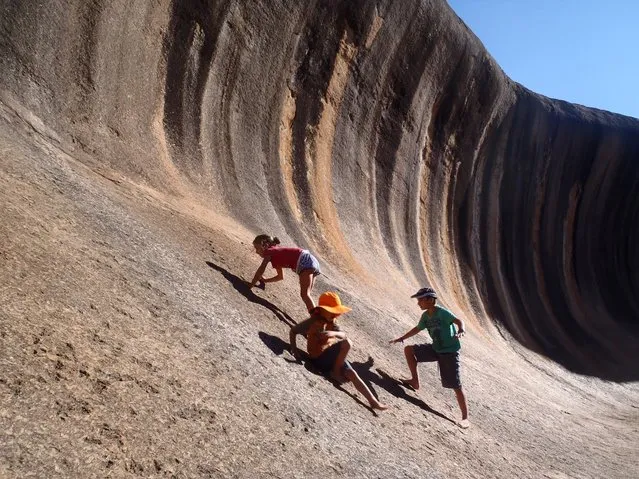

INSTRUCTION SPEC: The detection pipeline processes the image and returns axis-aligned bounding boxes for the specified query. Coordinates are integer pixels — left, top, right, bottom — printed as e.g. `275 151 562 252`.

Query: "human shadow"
350 357 455 424
257 331 374 413
206 261 296 327
258 331 292 357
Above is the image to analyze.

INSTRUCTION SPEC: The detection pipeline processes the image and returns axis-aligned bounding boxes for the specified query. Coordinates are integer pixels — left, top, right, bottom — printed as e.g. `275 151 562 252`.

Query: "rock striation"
1 0 637 382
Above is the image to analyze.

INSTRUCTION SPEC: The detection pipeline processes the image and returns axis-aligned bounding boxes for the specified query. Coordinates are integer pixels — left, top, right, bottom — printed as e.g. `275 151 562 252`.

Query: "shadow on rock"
258 331 374 413
351 357 455 424
258 331 291 356
206 261 296 327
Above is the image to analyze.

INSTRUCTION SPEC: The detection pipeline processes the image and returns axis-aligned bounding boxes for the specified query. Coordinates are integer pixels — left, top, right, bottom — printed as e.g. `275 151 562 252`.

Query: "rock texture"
1 1 638 478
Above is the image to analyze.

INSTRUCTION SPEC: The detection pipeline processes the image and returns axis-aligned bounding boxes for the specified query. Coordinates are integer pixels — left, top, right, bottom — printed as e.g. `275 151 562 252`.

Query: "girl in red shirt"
248 234 321 312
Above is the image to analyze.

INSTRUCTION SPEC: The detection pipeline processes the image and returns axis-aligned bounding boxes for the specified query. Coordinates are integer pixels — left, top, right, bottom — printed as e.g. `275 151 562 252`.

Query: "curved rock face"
1 0 637 381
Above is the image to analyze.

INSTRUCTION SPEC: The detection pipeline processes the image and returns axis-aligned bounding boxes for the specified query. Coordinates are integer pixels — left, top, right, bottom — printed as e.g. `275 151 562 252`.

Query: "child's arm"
453 317 466 338
389 326 420 344
289 318 313 359
321 323 346 340
289 327 301 359
321 330 346 340
262 267 284 283
248 258 270 287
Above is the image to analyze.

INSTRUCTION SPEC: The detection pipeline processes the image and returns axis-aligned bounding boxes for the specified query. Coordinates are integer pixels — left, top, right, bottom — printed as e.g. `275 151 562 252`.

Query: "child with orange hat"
290 292 389 411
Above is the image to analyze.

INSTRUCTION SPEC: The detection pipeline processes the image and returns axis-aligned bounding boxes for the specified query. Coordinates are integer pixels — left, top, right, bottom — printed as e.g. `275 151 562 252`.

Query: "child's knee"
343 368 355 382
342 338 352 351
403 345 413 356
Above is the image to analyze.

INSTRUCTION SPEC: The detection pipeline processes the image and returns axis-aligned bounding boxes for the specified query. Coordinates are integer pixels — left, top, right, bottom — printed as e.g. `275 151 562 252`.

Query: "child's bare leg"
403 345 420 389
299 271 315 312
331 339 351 380
454 387 468 421
344 369 389 410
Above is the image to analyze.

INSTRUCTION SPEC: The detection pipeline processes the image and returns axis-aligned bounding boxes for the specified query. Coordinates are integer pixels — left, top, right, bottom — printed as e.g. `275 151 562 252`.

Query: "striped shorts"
295 250 321 276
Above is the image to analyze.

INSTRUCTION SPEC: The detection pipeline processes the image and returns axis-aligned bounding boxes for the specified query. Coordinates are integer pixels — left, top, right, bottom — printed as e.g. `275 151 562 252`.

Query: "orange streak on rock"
279 87 303 222
365 10 384 49
305 35 366 277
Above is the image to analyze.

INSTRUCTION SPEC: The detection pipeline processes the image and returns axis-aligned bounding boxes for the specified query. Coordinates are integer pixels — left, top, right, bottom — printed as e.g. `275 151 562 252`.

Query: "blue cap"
411 287 437 299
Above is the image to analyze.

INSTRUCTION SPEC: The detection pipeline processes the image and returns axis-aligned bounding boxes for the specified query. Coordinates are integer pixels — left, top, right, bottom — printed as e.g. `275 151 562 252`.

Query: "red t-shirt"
263 246 303 270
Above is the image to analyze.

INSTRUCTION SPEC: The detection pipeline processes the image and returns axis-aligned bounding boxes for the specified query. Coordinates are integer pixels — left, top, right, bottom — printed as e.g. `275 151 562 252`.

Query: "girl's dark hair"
253 234 280 247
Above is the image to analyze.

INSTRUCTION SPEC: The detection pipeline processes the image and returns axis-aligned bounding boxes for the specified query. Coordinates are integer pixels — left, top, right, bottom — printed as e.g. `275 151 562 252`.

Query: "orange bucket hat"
316 292 351 315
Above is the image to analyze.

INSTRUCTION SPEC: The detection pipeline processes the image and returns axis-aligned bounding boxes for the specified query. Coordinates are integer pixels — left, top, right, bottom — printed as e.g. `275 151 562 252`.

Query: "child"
248 234 320 312
389 287 469 428
290 292 389 411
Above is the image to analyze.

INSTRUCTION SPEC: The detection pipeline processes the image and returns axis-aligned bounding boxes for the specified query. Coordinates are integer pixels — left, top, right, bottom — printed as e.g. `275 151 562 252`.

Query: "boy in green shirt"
390 287 469 428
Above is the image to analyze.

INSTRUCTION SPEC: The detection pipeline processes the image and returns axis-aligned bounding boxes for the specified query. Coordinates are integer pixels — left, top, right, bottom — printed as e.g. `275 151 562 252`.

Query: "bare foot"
458 418 470 429
371 401 389 411
400 378 419 390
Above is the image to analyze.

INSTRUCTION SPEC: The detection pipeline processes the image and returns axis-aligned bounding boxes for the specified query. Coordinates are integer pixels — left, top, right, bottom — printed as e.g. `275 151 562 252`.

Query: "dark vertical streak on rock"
289 3 340 227
454 56 506 270
373 2 431 266
289 1 377 239
75 1 103 109
481 92 639 379
163 0 231 167
257 2 310 245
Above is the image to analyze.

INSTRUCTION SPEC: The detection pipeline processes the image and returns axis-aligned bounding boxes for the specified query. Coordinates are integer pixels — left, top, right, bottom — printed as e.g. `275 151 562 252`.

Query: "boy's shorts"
296 250 321 276
310 341 353 375
412 343 461 389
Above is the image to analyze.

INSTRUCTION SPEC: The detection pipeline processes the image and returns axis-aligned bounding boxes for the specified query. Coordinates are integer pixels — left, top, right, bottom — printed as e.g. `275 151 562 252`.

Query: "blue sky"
447 1 639 119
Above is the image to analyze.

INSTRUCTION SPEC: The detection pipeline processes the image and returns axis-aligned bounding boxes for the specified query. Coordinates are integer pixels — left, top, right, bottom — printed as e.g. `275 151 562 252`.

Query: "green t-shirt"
417 306 460 353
